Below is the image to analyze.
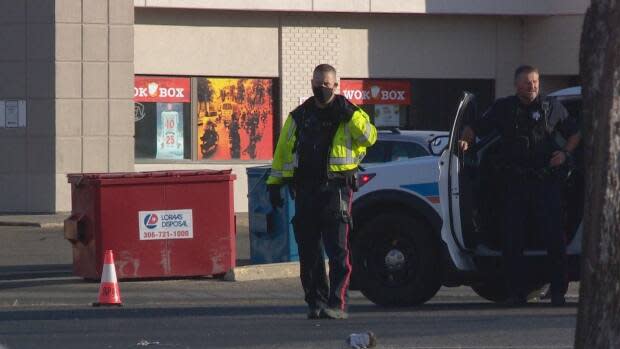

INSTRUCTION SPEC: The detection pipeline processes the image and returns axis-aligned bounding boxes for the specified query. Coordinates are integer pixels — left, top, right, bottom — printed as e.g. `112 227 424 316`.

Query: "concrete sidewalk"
0 213 69 229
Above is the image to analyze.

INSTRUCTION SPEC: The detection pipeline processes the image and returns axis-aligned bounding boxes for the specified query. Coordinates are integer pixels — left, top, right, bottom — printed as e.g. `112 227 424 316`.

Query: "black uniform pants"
291 179 353 311
502 174 567 298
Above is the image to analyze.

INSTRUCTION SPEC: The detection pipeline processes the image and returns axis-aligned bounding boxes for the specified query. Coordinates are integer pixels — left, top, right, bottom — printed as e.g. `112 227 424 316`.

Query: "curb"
224 262 301 282
224 261 331 282
0 221 64 229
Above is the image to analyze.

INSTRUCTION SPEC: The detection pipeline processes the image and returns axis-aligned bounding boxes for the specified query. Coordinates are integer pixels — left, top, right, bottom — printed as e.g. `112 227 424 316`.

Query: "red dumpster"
64 170 236 280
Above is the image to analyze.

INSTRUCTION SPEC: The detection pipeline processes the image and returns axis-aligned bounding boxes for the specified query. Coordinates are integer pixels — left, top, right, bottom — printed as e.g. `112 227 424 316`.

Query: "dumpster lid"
67 170 234 185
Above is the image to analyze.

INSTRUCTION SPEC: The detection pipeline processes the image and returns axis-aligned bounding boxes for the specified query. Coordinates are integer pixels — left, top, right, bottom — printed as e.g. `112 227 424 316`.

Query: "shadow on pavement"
0 301 578 322
0 304 306 321
350 301 579 312
0 264 73 281
0 277 83 291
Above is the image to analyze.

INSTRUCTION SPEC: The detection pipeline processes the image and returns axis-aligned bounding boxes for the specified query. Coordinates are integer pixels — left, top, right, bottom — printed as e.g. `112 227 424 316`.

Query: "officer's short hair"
313 64 337 76
514 65 539 82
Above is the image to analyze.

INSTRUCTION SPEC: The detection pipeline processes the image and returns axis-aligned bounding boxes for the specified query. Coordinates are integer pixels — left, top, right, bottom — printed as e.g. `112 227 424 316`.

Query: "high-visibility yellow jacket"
267 97 377 185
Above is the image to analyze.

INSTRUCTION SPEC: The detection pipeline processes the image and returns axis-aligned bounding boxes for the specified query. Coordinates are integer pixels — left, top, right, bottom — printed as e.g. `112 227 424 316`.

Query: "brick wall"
280 17 340 119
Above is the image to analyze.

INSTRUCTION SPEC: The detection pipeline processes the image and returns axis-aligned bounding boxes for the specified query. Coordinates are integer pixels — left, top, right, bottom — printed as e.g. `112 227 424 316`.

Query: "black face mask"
312 86 334 104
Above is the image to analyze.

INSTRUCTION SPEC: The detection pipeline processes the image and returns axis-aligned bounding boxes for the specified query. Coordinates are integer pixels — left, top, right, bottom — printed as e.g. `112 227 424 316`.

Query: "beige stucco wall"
134 9 279 77
275 13 530 120
134 0 588 16
134 9 584 110
132 9 584 212
523 15 584 76
340 15 497 79
281 13 534 110
323 13 582 102
0 2 585 213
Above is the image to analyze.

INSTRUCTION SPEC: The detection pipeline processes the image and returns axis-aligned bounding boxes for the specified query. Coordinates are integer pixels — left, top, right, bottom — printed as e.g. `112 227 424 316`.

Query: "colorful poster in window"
156 103 185 160
197 78 274 160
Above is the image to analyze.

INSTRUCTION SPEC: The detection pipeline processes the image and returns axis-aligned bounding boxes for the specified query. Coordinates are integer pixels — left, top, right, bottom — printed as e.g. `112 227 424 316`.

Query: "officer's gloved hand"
332 95 354 123
268 184 283 208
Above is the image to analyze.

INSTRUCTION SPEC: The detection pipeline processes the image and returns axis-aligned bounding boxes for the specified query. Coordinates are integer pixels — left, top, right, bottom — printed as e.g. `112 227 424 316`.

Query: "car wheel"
353 212 441 306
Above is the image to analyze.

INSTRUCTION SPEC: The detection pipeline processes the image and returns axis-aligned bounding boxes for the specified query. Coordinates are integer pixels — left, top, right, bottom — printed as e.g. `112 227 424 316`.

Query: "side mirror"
429 135 449 156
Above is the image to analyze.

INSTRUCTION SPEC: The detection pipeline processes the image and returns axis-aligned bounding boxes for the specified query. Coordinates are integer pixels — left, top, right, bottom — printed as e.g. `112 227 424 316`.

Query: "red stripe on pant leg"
340 189 353 311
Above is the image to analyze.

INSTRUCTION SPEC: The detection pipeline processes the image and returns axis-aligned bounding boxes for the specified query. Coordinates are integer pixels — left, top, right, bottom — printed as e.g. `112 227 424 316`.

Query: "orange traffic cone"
93 250 122 307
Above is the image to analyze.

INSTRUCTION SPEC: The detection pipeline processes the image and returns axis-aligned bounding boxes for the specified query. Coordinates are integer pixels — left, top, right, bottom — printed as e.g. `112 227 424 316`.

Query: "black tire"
353 212 441 306
471 281 546 303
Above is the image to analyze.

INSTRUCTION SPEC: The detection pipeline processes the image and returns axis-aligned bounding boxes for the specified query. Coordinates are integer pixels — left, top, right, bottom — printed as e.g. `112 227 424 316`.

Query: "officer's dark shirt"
472 95 578 169
294 98 340 183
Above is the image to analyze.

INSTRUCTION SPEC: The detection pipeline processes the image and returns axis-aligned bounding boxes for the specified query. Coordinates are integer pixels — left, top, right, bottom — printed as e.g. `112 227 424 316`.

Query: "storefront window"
196 78 275 160
340 79 411 128
408 79 495 131
341 78 494 131
134 76 191 160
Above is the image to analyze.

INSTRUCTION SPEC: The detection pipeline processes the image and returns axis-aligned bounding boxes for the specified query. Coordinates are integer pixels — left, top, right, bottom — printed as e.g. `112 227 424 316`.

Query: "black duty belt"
500 164 566 181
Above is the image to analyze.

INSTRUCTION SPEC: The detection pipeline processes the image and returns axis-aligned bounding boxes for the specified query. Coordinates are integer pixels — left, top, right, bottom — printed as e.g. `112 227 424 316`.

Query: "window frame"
134 75 279 164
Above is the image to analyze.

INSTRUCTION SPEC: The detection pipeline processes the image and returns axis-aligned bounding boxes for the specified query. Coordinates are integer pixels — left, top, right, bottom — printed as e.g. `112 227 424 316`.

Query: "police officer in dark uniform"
266 64 376 319
459 65 581 306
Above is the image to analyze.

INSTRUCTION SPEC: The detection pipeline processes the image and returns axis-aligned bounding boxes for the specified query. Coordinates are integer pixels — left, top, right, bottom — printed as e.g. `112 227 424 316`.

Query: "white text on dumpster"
138 209 194 240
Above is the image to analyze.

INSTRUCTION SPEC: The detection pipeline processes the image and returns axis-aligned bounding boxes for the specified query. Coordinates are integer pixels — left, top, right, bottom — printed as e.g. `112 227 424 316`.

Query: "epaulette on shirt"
339 95 357 120
291 95 356 123
291 97 315 123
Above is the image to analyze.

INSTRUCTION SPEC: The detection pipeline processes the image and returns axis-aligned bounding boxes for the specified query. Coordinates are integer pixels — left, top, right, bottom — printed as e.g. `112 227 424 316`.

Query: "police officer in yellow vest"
267 64 377 319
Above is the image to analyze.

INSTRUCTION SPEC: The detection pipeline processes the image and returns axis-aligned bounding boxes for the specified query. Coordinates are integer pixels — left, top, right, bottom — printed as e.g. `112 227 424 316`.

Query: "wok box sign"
340 79 411 105
134 76 191 103
139 209 194 240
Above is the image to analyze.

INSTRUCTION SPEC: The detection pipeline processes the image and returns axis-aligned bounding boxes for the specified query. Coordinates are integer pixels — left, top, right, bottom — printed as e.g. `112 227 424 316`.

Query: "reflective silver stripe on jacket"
329 155 362 165
329 124 354 166
287 119 297 141
282 161 295 171
356 119 372 144
270 169 283 178
345 124 352 163
278 119 297 172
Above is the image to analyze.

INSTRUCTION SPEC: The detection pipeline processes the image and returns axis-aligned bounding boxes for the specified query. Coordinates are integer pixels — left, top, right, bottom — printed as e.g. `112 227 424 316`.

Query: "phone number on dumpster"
138 209 194 240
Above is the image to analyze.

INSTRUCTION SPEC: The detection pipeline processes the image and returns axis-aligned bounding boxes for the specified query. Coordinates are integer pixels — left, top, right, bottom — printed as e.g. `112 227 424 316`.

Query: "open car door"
437 92 478 271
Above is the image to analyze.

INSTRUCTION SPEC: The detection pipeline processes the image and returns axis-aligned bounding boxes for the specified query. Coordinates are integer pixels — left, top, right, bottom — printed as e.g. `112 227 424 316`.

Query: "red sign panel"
134 76 191 103
340 79 411 105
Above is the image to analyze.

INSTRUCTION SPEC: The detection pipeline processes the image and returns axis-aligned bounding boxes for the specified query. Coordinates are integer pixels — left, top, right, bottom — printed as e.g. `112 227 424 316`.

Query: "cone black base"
92 302 122 307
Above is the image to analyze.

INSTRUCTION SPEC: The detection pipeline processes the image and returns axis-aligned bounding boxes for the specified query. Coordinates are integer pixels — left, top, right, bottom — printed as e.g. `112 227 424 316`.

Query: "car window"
391 141 429 161
362 141 389 163
560 98 582 126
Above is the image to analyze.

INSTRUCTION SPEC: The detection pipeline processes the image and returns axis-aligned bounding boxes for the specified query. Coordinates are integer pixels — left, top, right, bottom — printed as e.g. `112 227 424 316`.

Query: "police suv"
350 87 583 306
